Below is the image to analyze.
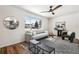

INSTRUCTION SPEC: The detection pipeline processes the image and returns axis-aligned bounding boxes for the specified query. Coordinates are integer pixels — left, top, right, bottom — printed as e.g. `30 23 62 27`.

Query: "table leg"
42 50 45 54
54 48 55 54
28 42 30 50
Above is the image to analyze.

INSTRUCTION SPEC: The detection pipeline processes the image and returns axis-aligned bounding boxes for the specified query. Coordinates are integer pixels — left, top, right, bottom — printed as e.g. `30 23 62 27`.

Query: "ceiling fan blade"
40 11 50 13
52 5 62 11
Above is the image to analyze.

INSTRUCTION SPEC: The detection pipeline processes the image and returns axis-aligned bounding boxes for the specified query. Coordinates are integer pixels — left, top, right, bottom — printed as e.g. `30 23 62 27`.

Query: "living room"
0 5 79 54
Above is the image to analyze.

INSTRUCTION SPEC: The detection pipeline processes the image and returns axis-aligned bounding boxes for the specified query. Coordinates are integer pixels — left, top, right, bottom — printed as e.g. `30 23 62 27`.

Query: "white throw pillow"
32 31 36 36
68 31 72 36
36 30 45 34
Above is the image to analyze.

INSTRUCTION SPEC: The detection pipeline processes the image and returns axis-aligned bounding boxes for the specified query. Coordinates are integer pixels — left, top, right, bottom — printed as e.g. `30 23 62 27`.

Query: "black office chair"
62 31 75 43
69 32 75 43
62 31 67 40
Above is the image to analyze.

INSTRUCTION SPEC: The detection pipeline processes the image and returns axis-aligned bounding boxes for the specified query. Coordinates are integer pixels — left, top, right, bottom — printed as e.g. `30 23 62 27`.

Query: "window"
24 16 41 29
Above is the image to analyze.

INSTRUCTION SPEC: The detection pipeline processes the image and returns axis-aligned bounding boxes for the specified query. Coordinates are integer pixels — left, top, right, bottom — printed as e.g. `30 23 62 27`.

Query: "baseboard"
0 40 26 48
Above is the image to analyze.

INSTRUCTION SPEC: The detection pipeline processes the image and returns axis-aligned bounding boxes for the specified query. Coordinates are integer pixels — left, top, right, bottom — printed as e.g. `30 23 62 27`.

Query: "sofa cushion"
32 29 45 35
36 30 45 34
32 32 48 40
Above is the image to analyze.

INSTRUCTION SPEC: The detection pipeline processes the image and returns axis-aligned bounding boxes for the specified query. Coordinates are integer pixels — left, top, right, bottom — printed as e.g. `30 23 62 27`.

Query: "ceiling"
14 5 62 18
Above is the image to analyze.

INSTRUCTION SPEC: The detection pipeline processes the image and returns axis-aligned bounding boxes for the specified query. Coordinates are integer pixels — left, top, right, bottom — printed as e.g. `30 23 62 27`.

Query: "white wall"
48 5 79 39
0 6 48 48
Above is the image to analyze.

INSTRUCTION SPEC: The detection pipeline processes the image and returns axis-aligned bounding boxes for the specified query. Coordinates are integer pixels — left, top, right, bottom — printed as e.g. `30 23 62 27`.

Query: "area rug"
40 37 79 54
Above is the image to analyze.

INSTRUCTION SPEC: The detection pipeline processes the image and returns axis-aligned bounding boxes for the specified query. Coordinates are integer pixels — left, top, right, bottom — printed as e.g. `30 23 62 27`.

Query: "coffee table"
29 39 40 54
37 43 55 54
29 38 55 54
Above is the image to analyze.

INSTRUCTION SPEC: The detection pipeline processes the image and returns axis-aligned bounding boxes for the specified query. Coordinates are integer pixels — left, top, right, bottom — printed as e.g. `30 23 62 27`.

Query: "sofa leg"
70 38 74 43
62 37 65 40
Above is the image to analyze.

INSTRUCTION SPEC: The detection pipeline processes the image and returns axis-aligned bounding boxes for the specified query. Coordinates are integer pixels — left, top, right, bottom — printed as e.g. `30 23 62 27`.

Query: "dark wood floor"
0 42 30 54
0 38 79 54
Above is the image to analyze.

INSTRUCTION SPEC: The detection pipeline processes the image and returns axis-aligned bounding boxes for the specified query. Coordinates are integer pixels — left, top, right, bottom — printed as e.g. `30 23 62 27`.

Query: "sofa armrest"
25 33 32 42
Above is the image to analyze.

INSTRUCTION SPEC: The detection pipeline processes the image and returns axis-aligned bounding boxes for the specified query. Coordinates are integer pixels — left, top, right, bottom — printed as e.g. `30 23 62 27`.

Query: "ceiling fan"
40 5 62 15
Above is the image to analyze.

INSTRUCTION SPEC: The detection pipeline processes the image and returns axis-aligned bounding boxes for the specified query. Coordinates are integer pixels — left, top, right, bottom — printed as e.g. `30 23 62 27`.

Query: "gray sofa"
25 30 48 42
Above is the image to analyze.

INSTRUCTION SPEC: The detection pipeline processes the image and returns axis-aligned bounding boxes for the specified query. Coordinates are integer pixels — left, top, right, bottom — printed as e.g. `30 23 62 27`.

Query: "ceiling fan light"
50 6 53 8
52 12 55 15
